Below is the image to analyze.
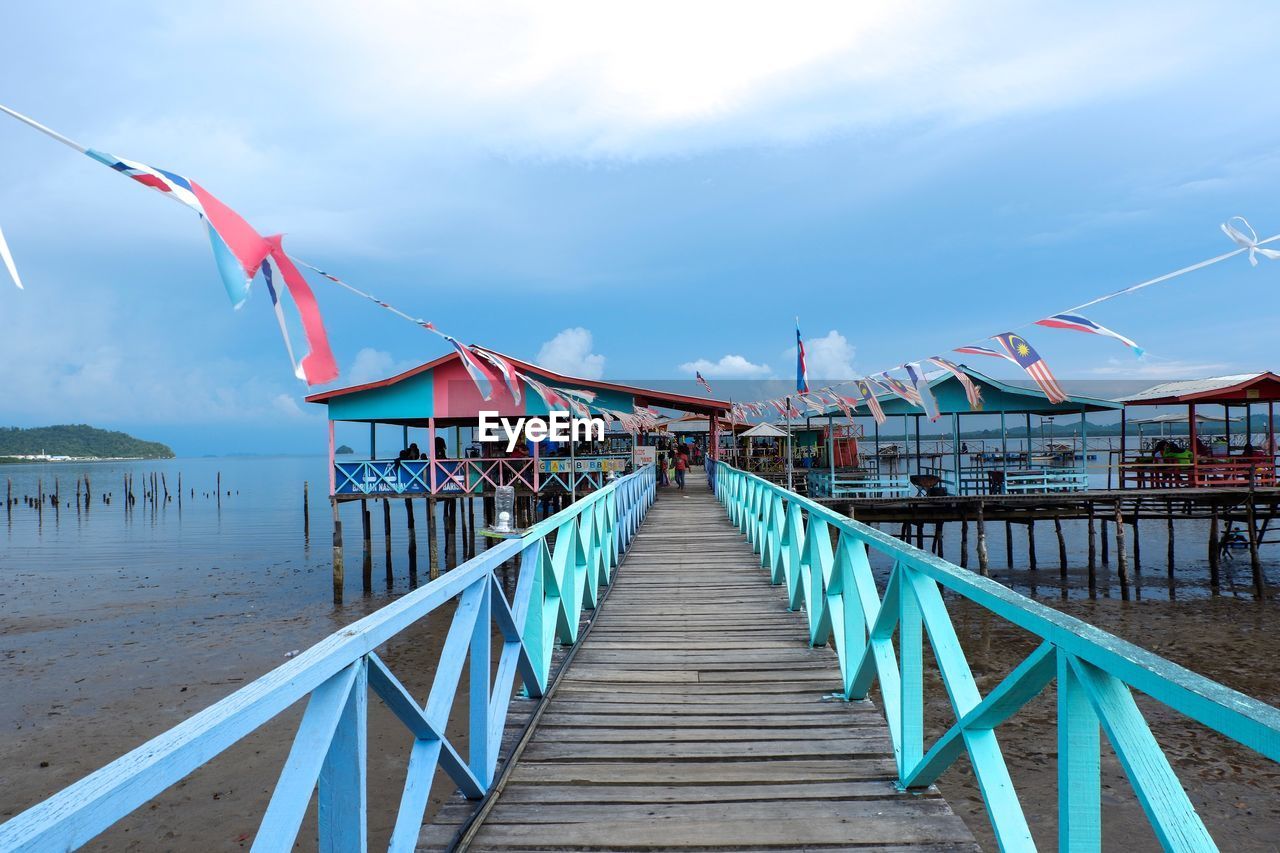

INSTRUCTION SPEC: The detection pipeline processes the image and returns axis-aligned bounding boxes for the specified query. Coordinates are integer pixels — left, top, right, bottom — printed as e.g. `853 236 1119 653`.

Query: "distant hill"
0 425 174 459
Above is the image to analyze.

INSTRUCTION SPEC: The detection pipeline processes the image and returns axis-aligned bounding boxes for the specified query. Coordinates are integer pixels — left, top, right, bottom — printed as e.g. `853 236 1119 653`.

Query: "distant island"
336 444 354 455
0 425 175 461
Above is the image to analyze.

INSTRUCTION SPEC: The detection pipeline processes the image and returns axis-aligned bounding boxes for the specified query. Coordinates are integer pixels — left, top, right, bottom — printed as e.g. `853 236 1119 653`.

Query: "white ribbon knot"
1222 216 1280 267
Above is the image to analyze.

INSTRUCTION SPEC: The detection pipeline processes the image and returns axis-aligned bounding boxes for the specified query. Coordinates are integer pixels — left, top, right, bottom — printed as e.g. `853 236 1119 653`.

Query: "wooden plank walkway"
438 477 977 851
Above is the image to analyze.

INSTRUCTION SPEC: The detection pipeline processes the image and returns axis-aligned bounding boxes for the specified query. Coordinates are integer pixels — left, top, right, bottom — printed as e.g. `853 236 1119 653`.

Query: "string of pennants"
724 217 1279 426
2 103 1278 428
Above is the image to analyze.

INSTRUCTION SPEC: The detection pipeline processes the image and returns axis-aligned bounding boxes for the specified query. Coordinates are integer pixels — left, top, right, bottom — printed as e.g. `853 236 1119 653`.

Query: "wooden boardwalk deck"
434 477 977 851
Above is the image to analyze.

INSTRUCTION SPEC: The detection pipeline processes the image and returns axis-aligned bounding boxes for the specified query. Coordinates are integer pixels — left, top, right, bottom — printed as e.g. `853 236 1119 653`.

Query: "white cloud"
168 2 1224 159
536 327 606 378
785 330 856 380
1088 357 1231 378
679 355 773 379
343 347 420 385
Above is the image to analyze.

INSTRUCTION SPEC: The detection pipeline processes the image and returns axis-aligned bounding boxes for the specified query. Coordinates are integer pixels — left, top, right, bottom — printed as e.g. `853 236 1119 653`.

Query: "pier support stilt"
1166 499 1175 579
1208 504 1221 592
1101 518 1110 564
1131 499 1142 574
428 498 440 580
331 501 344 603
1247 489 1265 599
405 497 418 578
1086 504 1097 595
1114 501 1130 601
1005 520 1014 567
1055 514 1067 580
959 516 968 569
303 481 310 541
1027 520 1037 571
382 498 393 583
976 500 989 577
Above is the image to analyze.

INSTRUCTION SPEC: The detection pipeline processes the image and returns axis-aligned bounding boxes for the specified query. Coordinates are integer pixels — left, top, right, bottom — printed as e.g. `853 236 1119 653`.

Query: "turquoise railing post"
706 461 1280 852
0 466 655 852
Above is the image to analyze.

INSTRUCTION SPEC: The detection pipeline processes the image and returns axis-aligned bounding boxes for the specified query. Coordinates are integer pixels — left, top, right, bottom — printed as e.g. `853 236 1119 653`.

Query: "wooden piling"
1208 504 1221 592
1101 518 1110 564
176 472 181 508
405 497 418 576
1086 504 1097 595
1247 488 1265 599
959 516 969 569
975 500 989 577
216 471 221 508
331 501 344 603
427 498 440 580
1026 520 1037 571
303 481 310 540
6 478 10 520
1005 520 1014 567
1131 498 1142 574
467 497 477 559
932 521 944 559
1165 499 1175 578
1054 514 1067 580
1114 501 1130 601
382 498 393 580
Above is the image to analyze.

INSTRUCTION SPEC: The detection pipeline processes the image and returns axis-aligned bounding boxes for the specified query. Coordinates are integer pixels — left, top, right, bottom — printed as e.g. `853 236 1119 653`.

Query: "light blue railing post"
318 658 368 853
705 461 1280 853
1058 648 1101 851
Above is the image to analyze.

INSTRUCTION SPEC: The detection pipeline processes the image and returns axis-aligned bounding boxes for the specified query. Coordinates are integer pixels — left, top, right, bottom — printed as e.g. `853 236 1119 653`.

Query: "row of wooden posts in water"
324 491 569 602
864 492 1274 600
5 471 230 522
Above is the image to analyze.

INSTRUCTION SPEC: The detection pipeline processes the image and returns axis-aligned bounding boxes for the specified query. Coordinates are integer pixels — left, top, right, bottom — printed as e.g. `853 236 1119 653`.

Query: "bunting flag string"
7 102 1278 410
0 223 22 289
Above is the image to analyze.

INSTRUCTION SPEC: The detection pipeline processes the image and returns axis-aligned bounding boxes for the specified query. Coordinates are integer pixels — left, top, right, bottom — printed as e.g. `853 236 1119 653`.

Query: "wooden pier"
425 480 976 851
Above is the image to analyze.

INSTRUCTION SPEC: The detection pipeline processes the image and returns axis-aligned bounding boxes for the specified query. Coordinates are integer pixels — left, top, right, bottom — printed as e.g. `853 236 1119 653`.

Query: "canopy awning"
740 422 789 438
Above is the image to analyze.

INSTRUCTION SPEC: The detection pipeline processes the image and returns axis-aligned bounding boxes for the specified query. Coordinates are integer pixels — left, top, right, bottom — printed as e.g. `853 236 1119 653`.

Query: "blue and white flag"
903 363 941 422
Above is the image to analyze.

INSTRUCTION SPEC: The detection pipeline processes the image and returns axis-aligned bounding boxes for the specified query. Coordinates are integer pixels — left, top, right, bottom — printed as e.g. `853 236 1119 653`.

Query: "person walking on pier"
675 445 688 491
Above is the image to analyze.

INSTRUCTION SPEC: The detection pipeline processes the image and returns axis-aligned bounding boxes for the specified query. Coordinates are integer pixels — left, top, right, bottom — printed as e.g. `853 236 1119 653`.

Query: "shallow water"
2 457 1278 850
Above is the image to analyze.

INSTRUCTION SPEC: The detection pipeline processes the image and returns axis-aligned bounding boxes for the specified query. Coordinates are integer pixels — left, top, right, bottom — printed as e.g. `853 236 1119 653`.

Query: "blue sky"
3 2 1280 454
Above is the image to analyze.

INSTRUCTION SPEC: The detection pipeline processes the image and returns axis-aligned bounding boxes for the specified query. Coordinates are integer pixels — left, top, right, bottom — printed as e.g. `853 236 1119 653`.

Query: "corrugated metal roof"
1121 374 1262 403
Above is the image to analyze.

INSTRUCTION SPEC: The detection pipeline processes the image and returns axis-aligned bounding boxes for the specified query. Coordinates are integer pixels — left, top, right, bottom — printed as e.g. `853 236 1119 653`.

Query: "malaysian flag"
826 390 857 420
796 320 809 393
696 371 713 395
928 357 983 410
853 379 886 424
994 332 1068 403
954 344 1016 363
1034 313 1144 357
876 371 922 406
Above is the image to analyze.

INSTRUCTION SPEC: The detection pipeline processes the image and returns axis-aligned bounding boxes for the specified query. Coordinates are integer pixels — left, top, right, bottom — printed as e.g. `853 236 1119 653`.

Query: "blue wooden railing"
0 465 655 852
708 459 1280 852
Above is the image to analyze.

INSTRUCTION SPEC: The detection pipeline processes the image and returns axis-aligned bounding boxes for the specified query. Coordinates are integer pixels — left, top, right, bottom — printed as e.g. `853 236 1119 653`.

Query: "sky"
3 2 1280 454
